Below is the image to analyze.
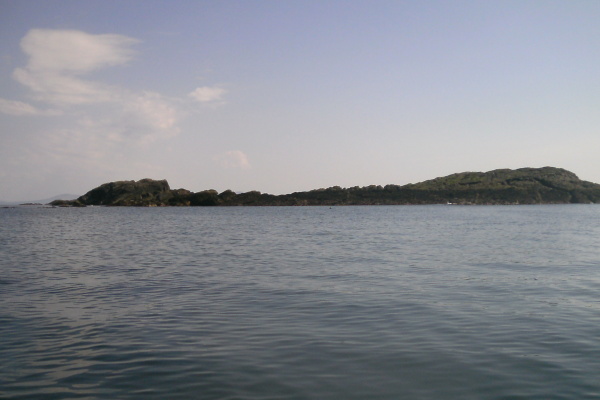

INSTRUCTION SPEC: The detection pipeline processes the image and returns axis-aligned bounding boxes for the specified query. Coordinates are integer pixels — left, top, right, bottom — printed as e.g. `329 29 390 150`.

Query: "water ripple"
1 205 600 399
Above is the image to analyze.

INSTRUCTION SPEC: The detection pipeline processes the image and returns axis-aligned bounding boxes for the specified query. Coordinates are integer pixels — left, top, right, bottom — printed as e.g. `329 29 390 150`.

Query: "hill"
0 193 79 206
50 167 600 207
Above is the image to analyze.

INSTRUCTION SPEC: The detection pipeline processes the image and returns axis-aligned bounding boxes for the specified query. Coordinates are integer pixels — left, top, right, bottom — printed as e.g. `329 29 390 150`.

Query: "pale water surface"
1 205 599 399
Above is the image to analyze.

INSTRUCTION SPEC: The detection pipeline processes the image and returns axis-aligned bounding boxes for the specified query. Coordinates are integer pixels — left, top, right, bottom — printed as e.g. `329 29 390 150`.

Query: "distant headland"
50 167 600 207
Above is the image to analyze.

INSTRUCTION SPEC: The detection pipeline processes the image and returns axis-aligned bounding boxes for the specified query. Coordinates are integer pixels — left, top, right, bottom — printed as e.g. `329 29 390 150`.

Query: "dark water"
1 205 599 399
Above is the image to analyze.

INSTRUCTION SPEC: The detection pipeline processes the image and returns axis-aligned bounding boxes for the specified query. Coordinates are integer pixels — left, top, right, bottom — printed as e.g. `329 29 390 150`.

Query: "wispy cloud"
0 98 61 116
21 29 137 73
12 29 137 106
2 28 231 189
106 91 180 143
12 67 115 105
189 86 226 103
2 29 183 143
214 150 251 169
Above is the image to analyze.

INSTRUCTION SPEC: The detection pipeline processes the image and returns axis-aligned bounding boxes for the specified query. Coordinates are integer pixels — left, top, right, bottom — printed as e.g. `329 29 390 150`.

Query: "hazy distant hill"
1 194 79 206
50 167 600 207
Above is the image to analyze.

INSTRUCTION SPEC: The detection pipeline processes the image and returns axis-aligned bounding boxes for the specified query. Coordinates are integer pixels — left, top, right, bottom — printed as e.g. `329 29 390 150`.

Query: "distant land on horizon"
48 167 600 207
0 194 79 206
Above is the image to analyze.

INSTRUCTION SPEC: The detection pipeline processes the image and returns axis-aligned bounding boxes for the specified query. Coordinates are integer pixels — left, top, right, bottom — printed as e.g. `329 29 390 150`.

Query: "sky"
1 0 600 201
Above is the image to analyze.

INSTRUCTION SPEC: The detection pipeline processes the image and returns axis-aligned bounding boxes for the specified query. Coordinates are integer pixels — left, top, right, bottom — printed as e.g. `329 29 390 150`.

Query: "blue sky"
1 1 600 201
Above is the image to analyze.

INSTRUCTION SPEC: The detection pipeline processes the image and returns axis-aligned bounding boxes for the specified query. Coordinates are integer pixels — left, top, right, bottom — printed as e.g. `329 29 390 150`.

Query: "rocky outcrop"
56 179 178 206
49 167 600 207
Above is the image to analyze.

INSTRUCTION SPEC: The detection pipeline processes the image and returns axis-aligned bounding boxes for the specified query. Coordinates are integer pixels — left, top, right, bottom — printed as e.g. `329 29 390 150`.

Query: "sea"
1 205 599 399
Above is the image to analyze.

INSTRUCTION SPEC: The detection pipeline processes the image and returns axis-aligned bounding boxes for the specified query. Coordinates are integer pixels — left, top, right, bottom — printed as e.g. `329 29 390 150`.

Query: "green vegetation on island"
50 167 600 207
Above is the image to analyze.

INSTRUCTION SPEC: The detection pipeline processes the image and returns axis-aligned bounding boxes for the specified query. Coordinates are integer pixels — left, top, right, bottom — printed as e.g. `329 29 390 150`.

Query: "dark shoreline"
50 167 600 207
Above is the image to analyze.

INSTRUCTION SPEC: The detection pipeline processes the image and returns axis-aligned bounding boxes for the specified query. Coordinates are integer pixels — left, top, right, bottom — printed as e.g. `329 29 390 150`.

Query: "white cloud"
0 98 61 116
0 98 37 115
1 28 236 200
128 92 178 131
8 29 180 143
20 29 138 74
12 68 115 105
214 150 251 169
13 29 137 106
5 27 231 179
108 91 180 143
189 86 226 103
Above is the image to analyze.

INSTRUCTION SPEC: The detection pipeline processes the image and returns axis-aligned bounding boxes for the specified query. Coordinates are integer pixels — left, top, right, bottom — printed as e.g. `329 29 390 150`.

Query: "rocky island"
50 167 600 207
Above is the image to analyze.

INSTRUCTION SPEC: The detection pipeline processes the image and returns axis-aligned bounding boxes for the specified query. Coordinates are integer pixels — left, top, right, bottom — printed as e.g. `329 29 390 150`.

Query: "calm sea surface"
1 205 599 399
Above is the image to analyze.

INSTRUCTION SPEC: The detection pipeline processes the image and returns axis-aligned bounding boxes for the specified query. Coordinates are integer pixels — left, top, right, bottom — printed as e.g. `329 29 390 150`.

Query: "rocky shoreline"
50 167 600 207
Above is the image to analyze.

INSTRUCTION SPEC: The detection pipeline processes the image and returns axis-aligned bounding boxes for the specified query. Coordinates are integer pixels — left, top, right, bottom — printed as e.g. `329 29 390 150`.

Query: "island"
50 167 600 207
